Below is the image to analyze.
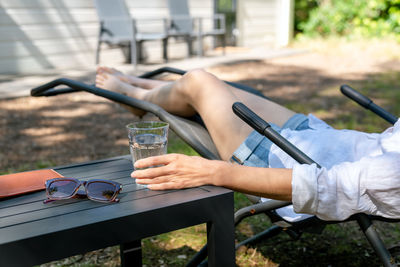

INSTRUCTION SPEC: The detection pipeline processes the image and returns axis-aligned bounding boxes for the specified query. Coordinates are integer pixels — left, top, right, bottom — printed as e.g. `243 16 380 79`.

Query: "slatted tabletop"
0 155 234 267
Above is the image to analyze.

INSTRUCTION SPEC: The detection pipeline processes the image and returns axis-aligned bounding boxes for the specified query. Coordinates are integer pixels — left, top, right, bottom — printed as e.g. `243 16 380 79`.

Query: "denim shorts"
230 113 310 167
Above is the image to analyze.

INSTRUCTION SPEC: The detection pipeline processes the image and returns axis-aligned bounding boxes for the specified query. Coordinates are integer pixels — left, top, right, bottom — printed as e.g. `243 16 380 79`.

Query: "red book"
0 169 63 198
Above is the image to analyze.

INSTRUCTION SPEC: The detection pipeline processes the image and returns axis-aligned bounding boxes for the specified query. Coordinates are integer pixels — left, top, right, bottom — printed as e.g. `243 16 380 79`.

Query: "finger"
132 165 172 179
148 182 183 190
96 66 103 74
134 155 170 169
97 66 110 75
134 178 156 184
95 75 105 83
95 81 104 88
101 67 112 74
135 176 172 185
100 73 108 79
95 80 104 88
134 154 178 169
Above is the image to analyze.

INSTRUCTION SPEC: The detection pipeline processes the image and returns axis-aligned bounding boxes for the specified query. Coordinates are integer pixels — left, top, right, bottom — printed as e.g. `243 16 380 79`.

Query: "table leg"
120 240 142 267
206 198 235 266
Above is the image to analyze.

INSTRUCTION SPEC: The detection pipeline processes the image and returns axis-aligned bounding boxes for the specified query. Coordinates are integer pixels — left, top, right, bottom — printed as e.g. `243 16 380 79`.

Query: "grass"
139 60 400 266
284 71 400 133
29 37 400 266
293 36 400 62
39 118 400 267
0 160 56 175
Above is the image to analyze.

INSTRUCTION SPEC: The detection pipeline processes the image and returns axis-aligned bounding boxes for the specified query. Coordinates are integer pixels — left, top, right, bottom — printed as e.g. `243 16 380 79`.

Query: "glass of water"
126 121 169 169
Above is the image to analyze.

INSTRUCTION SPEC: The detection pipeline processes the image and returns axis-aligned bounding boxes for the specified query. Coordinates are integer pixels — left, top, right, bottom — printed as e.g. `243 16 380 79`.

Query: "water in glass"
130 133 167 168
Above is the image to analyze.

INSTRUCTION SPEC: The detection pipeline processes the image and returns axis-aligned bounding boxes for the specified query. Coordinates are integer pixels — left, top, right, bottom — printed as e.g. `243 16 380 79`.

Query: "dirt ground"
1 38 400 266
1 39 399 172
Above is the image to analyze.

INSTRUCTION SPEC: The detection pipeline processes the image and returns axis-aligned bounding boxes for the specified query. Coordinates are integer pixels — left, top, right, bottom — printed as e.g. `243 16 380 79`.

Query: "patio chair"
167 0 226 57
93 0 169 66
31 67 399 267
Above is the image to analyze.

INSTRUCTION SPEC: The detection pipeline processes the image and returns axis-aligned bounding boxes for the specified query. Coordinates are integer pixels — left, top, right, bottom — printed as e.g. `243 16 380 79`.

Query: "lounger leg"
162 38 168 62
197 37 203 57
186 36 193 57
131 40 138 66
221 34 226 55
186 245 208 267
197 20 203 57
96 40 101 65
356 214 396 267
120 240 142 267
235 225 283 249
96 24 104 65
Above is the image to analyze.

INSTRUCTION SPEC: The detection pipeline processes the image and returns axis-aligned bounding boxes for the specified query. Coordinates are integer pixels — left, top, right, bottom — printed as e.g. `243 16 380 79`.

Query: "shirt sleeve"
292 152 400 221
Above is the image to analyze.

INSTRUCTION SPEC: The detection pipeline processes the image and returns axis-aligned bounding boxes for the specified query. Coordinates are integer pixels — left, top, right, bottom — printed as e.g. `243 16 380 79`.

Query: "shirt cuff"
292 163 319 215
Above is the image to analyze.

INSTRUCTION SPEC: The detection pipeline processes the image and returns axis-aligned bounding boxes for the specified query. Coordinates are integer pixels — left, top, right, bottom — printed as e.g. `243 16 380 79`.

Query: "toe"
96 66 105 74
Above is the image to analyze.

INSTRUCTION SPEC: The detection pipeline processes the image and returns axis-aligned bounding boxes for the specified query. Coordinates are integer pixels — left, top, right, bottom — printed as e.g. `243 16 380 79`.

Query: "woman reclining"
96 67 400 221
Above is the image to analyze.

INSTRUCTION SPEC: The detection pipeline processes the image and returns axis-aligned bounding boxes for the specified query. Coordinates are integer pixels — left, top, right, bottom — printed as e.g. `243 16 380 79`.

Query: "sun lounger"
31 68 400 267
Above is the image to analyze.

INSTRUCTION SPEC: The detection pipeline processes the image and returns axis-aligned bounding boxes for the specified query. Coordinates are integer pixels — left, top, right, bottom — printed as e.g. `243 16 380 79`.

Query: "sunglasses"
44 178 122 204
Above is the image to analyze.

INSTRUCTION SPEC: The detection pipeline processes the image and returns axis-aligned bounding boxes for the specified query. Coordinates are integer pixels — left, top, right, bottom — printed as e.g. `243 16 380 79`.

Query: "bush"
295 0 400 40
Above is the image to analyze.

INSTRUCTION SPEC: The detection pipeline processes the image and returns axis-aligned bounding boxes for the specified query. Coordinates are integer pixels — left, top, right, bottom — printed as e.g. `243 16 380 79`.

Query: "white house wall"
0 0 214 74
237 0 293 48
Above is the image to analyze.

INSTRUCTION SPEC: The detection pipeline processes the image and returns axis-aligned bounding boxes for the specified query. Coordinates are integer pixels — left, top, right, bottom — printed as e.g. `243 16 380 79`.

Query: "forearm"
212 161 293 201
133 154 293 201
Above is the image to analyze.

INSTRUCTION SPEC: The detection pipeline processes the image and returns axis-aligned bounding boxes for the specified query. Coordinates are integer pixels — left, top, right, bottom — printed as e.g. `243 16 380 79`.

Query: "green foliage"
295 0 400 40
167 131 200 156
294 0 318 33
217 0 234 11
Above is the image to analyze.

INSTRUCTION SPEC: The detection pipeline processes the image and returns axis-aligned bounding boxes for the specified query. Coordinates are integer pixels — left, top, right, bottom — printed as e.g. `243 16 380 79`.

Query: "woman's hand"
131 153 227 190
131 153 293 202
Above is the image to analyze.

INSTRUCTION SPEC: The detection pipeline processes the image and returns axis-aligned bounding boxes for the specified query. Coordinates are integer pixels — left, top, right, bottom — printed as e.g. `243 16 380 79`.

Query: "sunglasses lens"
86 181 117 201
48 180 78 199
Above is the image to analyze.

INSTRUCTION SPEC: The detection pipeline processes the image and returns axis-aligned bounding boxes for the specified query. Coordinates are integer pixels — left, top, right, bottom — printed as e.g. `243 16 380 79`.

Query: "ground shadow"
1 59 400 266
0 94 136 171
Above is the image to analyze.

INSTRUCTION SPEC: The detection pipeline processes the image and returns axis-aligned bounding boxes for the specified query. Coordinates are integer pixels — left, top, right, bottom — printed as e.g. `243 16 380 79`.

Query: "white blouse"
270 115 400 221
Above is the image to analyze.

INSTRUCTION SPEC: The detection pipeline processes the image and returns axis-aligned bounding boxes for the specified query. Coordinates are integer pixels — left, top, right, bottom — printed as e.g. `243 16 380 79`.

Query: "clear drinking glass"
126 121 169 169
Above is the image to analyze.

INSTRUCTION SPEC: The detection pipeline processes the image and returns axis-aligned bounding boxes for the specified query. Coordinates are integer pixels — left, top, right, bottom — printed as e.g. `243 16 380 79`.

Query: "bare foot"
96 66 168 89
97 66 130 83
95 72 127 93
95 72 148 117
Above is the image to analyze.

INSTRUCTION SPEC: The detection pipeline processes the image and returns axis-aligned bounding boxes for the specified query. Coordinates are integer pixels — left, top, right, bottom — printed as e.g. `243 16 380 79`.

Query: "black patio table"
0 155 235 267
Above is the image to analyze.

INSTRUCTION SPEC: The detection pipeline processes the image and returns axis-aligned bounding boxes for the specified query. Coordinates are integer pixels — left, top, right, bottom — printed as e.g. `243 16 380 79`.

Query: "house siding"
0 0 214 74
237 0 293 48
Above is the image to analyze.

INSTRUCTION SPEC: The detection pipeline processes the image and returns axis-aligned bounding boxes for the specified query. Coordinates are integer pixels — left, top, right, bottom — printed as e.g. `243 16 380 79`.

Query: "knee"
184 68 210 80
179 69 218 97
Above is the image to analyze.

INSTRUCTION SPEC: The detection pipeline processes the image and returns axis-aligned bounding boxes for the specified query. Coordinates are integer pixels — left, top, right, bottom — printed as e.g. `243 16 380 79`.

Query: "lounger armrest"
132 17 170 35
100 17 169 37
341 84 398 125
167 14 225 34
167 15 193 21
193 14 225 32
234 200 290 226
100 17 167 23
98 17 135 39
166 15 194 35
99 17 134 28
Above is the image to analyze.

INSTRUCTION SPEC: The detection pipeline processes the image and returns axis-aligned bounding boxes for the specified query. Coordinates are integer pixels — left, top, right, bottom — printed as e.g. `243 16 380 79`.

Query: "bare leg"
97 66 168 89
95 71 196 117
173 70 295 160
97 69 295 160
96 72 145 95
